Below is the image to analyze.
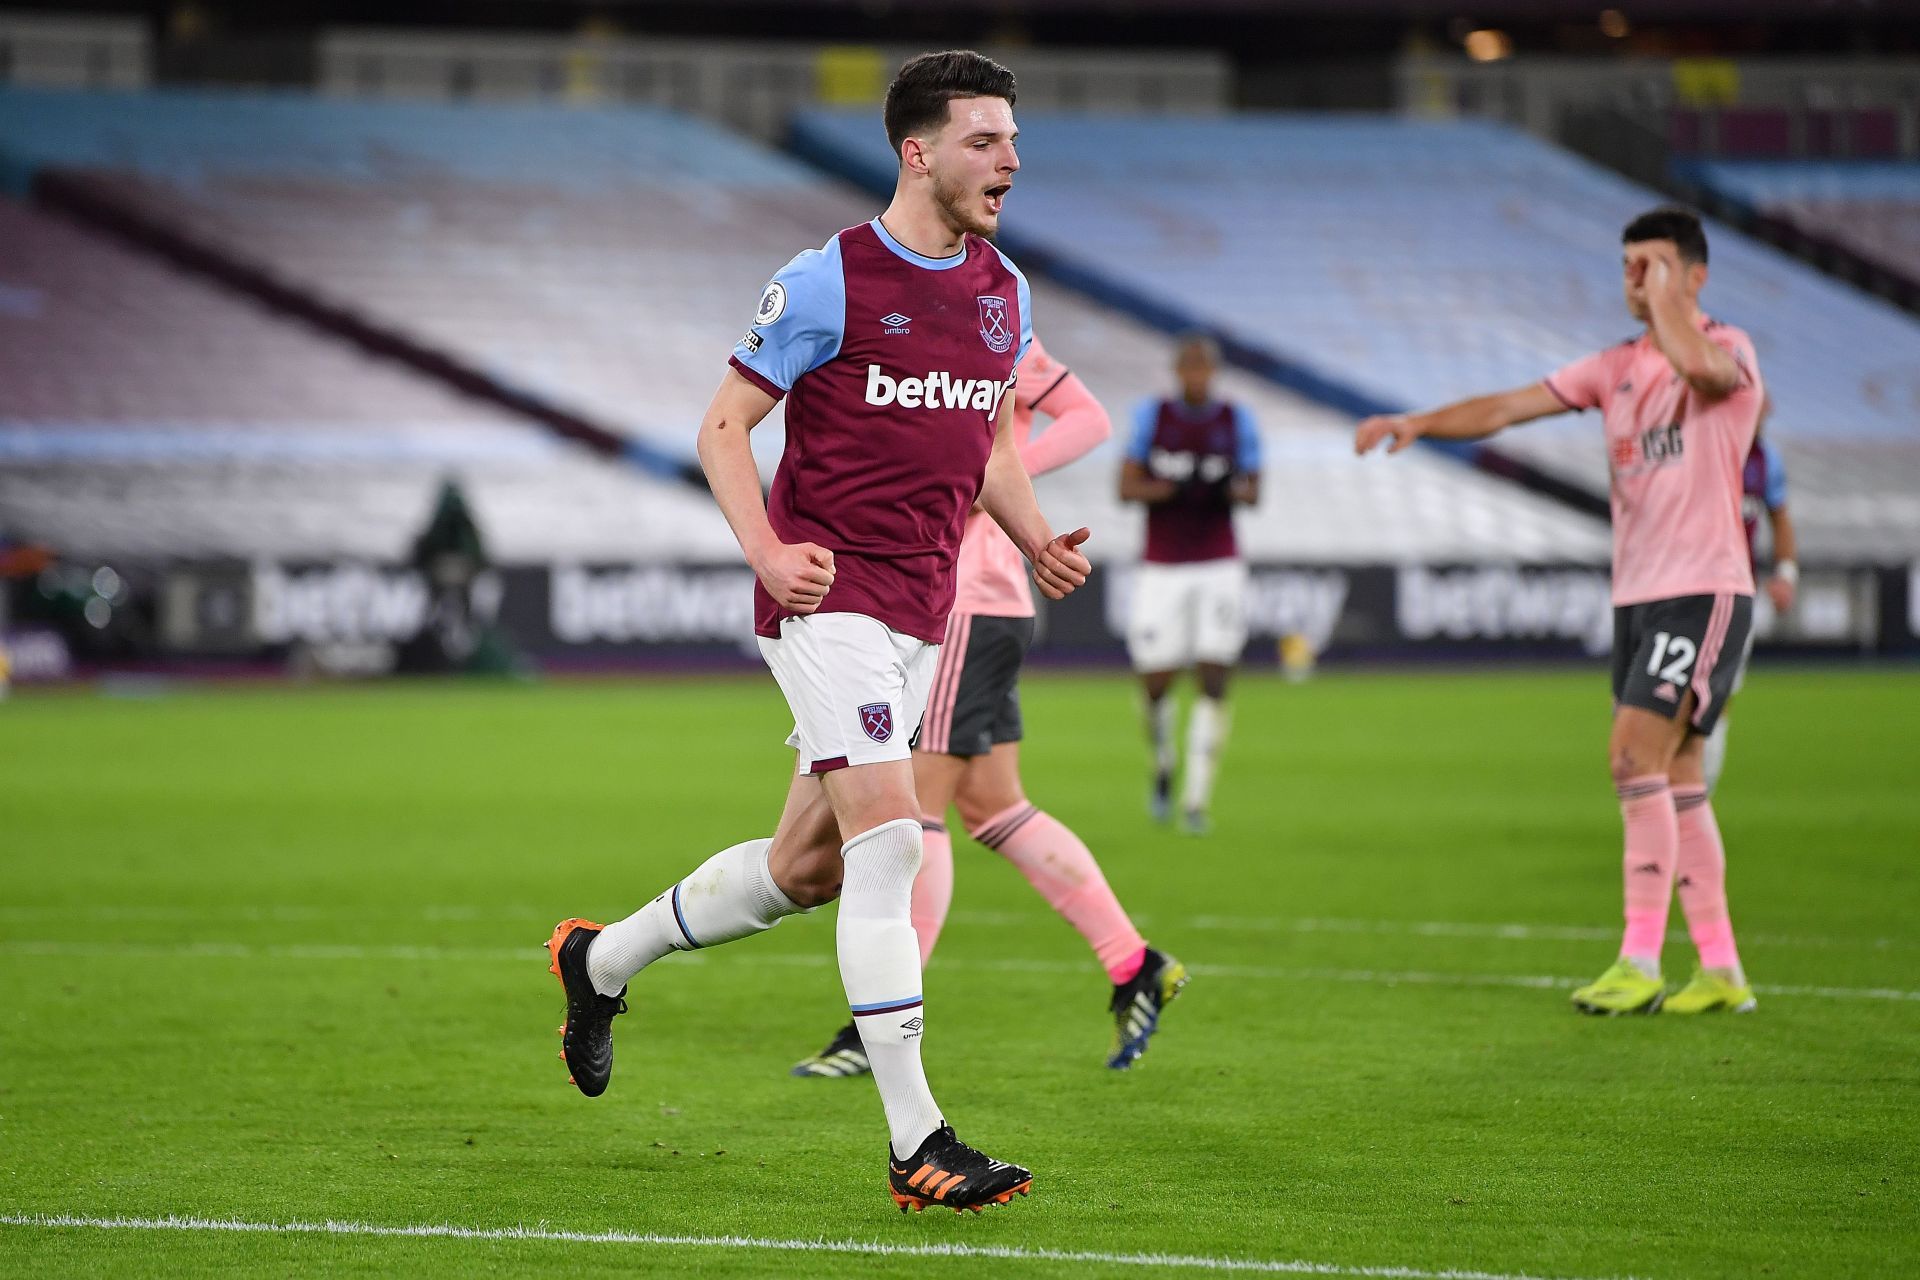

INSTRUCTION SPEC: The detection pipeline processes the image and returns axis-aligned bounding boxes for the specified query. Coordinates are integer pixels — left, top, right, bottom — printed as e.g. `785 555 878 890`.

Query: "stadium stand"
1677 160 1920 292
0 192 733 562
794 110 1920 560
0 88 1609 567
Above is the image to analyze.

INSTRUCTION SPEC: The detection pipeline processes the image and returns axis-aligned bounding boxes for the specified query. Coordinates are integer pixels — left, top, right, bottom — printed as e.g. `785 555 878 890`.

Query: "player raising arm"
1356 206 1766 1018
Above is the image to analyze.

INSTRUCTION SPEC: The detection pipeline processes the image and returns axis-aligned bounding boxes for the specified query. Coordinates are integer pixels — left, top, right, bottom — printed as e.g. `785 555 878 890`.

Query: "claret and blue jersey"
1125 396 1261 564
1741 436 1788 569
728 219 1033 644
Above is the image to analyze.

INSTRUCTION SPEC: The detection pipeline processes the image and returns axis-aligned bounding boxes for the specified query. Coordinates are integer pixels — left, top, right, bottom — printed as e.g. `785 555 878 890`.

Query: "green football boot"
1664 967 1757 1014
1569 958 1666 1015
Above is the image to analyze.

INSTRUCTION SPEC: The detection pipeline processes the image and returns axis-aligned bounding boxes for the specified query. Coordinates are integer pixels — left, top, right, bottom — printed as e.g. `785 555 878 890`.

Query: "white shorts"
757 611 940 775
1126 558 1249 673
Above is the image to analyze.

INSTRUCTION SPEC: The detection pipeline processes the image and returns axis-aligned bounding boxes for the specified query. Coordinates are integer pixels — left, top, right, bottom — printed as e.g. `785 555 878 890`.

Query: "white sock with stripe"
1145 693 1176 775
838 818 944 1159
1181 695 1230 813
586 838 799 997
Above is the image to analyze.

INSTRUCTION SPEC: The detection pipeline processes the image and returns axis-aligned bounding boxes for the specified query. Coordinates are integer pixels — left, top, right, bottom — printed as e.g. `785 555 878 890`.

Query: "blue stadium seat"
794 110 1920 557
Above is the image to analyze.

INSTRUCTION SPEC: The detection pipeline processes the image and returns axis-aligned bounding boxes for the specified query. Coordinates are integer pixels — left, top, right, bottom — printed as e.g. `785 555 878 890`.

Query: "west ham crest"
977 295 1013 354
859 702 893 743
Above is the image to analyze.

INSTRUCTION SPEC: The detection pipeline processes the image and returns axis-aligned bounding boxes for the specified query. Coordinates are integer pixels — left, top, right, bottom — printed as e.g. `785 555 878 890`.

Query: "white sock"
1145 694 1176 775
1181 695 1229 813
1703 716 1730 794
586 838 799 996
838 818 944 1159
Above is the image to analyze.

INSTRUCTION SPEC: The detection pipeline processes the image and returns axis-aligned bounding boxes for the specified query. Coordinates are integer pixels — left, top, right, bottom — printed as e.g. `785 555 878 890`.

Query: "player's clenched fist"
1354 414 1422 455
1032 527 1092 601
753 541 835 613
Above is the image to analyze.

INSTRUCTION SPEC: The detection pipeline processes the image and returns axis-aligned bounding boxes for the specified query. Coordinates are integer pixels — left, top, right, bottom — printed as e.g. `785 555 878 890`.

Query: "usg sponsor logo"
864 364 1014 415
550 565 756 645
1396 566 1613 654
253 563 428 644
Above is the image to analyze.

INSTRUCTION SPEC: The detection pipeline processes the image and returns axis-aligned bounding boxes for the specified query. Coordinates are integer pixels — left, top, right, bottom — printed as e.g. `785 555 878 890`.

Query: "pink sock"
909 817 953 968
1617 774 1678 965
971 802 1147 984
1673 785 1743 972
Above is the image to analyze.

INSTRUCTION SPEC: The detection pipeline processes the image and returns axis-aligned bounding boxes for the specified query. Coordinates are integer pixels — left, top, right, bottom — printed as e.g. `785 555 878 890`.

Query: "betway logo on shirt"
865 364 1013 415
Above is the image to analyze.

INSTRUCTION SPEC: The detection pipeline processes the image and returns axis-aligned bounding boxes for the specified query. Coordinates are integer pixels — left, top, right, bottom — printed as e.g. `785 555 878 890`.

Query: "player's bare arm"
1354 382 1567 455
1767 502 1800 612
1633 243 1742 398
1118 458 1178 503
980 393 1091 599
695 367 836 613
1230 472 1260 506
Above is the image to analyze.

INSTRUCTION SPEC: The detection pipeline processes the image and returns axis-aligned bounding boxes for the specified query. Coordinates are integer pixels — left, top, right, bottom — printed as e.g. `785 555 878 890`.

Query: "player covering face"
543 50 1092 1215
1355 206 1764 1017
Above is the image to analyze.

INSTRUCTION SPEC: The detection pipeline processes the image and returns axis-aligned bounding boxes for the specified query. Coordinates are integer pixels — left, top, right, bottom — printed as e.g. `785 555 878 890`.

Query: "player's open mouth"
984 183 1010 214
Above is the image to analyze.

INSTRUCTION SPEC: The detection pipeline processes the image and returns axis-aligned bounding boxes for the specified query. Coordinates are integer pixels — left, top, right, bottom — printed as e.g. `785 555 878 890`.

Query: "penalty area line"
0 1212 1648 1280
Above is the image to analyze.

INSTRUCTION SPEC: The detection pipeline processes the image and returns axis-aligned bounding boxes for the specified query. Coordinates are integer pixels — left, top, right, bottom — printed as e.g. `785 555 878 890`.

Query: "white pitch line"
0 903 1904 951
1170 915 1913 952
3 939 1916 1002
0 1212 1647 1280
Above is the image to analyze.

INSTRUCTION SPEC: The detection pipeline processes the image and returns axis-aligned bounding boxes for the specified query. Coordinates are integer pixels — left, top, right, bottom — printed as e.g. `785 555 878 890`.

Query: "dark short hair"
1174 332 1221 364
883 50 1017 158
1623 206 1709 265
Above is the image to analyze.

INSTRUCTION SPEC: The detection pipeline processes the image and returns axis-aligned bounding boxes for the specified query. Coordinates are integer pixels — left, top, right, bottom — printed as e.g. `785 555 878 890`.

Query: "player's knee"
1668 737 1707 788
1608 740 1660 787
770 833 845 908
955 787 1024 834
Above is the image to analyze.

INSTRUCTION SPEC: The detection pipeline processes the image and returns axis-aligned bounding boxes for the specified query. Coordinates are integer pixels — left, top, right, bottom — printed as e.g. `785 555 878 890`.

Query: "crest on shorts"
858 702 893 743
977 295 1012 354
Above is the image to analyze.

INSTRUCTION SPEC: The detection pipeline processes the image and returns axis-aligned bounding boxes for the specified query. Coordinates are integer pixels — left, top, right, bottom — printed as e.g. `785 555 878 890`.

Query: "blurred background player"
793 335 1188 1080
1705 411 1799 792
1118 335 1262 834
1354 207 1764 1017
546 51 1094 1214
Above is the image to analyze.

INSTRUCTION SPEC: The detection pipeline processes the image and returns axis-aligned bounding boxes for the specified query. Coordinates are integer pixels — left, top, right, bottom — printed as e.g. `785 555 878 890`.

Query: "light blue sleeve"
1014 265 1034 371
1763 445 1789 510
729 237 845 395
1233 403 1262 472
1125 400 1159 463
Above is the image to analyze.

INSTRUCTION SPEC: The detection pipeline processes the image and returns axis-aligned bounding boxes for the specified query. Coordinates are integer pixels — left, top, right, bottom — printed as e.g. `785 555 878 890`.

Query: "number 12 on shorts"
1647 631 1696 683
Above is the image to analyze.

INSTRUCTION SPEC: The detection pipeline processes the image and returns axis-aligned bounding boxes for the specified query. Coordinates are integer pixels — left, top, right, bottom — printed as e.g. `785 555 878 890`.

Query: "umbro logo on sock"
901 1017 924 1038
1633 862 1662 874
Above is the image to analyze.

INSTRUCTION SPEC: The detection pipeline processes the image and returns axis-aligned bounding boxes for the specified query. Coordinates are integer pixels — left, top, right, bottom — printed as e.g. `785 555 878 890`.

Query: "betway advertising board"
144 560 1906 669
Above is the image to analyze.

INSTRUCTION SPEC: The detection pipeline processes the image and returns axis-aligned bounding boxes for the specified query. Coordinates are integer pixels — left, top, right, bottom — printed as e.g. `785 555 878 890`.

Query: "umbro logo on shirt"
880 313 912 334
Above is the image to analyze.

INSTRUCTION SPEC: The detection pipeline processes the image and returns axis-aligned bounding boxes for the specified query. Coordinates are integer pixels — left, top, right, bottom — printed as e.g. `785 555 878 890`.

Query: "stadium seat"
0 89 1611 566
0 192 733 561
794 110 1920 560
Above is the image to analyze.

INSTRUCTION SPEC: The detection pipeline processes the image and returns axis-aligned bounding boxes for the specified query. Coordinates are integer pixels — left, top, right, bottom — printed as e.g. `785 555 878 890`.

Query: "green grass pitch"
2 666 1916 1278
